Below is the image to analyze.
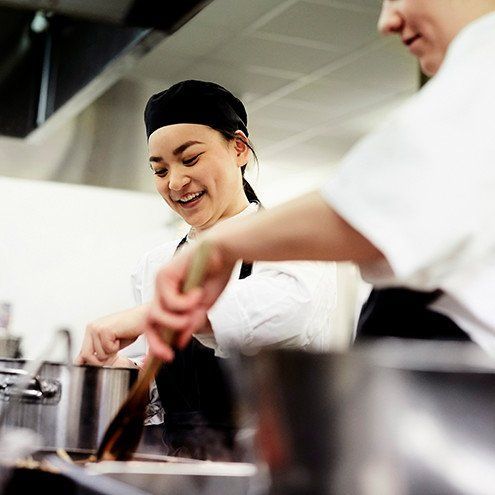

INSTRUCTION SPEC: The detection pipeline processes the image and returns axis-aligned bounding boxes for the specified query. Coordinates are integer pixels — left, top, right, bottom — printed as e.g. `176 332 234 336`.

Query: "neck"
192 195 251 234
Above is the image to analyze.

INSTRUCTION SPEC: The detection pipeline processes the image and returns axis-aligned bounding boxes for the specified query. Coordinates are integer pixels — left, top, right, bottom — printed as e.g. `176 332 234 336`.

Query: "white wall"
0 172 364 360
0 176 182 359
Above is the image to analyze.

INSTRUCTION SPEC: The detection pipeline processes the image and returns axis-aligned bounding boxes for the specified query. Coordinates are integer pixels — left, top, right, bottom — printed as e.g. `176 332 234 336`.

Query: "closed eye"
183 152 204 166
152 167 168 177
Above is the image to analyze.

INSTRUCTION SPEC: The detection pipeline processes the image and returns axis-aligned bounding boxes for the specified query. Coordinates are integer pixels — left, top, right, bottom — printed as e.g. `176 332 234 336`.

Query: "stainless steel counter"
87 459 264 495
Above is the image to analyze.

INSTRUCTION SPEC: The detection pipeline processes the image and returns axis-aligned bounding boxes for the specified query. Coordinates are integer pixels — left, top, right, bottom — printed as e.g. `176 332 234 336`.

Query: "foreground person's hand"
144 241 236 361
75 305 148 366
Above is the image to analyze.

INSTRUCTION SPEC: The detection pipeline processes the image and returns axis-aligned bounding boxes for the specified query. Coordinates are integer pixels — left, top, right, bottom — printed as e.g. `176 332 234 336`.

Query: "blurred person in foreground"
145 0 495 359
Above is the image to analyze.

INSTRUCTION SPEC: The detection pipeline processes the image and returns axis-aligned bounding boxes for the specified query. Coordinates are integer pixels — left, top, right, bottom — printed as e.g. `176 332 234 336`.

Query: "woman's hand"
144 241 236 361
75 305 148 366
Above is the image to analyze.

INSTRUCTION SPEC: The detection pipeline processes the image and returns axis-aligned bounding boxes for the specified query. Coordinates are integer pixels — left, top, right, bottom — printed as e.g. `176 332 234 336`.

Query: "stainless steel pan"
243 340 495 495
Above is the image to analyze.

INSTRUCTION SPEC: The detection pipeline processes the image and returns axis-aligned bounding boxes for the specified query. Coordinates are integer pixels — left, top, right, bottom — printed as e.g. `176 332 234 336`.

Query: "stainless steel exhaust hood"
0 0 212 139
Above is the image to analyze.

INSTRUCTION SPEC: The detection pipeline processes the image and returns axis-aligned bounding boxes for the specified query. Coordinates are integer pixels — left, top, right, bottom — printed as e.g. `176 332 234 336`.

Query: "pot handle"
0 367 43 386
0 367 54 401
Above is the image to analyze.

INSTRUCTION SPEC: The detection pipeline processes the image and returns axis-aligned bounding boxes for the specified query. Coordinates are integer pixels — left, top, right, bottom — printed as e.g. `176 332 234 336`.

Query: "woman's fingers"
155 266 203 312
145 327 175 362
75 351 103 366
177 309 208 349
74 354 85 365
100 332 120 355
147 302 196 333
75 331 99 365
144 241 235 361
91 332 110 361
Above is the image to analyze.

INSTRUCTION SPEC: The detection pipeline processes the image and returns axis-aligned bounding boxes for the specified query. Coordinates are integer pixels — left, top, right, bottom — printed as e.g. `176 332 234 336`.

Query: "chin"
420 55 443 77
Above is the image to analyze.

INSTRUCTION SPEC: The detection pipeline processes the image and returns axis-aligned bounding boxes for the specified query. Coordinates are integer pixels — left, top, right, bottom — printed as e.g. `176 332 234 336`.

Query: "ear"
233 130 251 167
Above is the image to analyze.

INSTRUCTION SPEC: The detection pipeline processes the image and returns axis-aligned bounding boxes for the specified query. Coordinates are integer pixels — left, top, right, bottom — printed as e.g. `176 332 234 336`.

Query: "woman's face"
148 124 250 231
378 0 486 76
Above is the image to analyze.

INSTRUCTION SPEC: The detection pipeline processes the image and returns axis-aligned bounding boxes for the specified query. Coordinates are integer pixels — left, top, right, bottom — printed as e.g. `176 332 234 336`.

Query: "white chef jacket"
321 12 495 354
132 203 338 356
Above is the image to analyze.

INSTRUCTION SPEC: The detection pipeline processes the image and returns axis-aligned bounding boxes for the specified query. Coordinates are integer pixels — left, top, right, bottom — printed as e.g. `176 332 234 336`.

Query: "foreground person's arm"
211 191 382 264
144 191 383 361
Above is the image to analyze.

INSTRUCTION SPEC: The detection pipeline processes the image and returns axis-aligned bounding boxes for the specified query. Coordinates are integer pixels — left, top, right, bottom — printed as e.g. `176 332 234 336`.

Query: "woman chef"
144 0 495 358
76 80 338 459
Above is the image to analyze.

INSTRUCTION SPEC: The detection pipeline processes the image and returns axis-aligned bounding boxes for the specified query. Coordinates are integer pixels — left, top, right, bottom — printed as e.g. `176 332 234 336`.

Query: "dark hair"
217 129 261 205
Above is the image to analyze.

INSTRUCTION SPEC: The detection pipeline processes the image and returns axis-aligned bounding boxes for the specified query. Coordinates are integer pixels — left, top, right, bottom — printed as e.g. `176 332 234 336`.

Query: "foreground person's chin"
420 57 442 77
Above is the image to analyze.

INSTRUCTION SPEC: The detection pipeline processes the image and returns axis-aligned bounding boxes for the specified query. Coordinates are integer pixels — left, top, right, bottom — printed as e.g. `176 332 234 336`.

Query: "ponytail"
218 129 262 206
241 166 261 204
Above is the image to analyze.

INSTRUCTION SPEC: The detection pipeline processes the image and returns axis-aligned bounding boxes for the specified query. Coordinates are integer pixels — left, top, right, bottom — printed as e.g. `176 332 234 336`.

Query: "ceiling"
127 0 418 197
0 0 419 204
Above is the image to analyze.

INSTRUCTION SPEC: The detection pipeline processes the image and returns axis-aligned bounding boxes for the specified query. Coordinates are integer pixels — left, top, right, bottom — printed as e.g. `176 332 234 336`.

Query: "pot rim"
0 357 139 372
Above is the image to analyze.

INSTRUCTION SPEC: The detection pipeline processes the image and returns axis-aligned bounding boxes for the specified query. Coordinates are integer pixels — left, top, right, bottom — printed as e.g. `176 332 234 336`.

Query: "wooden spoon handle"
95 241 212 461
138 240 212 383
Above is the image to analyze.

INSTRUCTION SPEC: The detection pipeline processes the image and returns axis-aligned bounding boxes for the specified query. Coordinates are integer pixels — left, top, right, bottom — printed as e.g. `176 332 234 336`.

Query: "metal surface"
0 1 212 29
0 0 212 139
0 336 21 359
87 458 262 495
0 463 149 495
245 340 495 495
0 366 61 403
1 451 262 495
0 358 138 450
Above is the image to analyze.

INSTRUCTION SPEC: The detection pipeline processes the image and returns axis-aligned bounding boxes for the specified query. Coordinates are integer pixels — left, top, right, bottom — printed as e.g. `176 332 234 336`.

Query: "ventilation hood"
0 0 212 140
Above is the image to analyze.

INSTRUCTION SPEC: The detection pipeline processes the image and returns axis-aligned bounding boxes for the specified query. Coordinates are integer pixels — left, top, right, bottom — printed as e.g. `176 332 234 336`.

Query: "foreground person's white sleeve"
319 14 495 349
321 19 495 290
206 260 337 355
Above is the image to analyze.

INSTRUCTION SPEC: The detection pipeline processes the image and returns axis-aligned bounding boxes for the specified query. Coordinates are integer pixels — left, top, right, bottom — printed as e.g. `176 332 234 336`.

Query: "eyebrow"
149 140 204 163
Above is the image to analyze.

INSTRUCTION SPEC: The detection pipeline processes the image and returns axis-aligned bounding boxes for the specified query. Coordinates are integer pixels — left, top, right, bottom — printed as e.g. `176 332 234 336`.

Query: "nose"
168 167 190 191
377 1 403 36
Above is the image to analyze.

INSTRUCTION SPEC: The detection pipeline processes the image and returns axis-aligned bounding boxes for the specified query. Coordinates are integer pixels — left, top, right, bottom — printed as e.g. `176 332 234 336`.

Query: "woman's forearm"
211 191 383 265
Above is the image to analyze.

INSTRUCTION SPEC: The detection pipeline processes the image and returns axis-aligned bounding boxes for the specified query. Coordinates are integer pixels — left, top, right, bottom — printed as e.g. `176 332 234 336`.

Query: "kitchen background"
0 0 418 358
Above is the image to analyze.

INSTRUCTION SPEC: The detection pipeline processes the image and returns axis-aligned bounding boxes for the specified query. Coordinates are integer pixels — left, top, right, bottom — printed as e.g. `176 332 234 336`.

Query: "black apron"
356 287 470 341
155 236 252 460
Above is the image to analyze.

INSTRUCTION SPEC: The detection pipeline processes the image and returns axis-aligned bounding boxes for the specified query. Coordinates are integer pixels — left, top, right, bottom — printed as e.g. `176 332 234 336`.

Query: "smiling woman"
148 125 251 231
75 80 339 460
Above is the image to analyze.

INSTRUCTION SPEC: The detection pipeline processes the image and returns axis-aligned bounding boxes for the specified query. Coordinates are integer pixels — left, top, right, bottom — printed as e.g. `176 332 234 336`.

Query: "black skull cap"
144 80 248 139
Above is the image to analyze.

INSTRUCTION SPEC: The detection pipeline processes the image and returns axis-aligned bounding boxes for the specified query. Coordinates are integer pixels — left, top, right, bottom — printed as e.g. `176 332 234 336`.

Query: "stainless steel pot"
243 340 495 495
0 359 138 451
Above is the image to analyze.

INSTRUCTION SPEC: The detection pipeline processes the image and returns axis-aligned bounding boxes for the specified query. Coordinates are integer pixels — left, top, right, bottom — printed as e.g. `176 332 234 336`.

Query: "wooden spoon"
95 241 211 461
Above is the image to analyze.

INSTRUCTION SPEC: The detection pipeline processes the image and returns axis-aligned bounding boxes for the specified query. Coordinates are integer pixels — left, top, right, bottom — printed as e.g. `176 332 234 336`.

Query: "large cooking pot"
0 358 138 451
242 340 495 495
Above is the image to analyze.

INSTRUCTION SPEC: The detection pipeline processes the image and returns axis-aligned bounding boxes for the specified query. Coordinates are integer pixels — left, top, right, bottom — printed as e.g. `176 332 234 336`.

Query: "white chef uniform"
132 203 338 356
321 12 495 354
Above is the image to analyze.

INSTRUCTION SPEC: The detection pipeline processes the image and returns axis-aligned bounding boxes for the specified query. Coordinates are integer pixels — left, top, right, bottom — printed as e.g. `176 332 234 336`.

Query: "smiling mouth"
404 34 422 47
176 190 206 205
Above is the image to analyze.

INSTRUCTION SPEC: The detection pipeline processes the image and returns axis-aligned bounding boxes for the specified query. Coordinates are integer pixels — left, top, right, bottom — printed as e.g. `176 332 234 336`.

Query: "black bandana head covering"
144 80 248 139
